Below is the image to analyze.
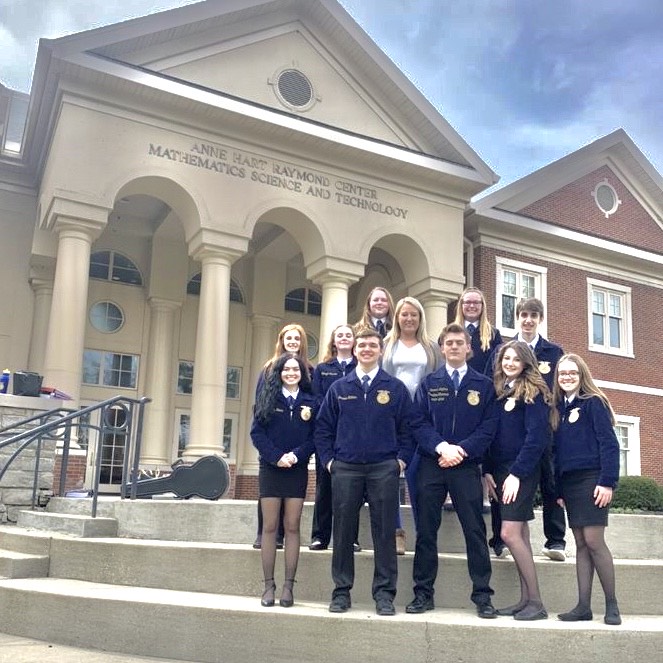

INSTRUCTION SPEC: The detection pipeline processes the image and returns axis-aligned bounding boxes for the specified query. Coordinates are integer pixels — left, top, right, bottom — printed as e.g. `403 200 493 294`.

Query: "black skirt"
494 463 541 522
560 469 609 528
259 459 309 498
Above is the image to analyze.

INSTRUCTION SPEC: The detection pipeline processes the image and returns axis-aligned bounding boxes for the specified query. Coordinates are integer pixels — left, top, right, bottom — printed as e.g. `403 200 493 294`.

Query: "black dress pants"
413 456 493 605
311 452 332 545
330 459 399 601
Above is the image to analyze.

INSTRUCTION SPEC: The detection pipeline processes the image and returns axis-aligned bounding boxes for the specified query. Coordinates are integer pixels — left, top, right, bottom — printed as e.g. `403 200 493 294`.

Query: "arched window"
90 251 142 285
186 273 244 303
284 288 321 316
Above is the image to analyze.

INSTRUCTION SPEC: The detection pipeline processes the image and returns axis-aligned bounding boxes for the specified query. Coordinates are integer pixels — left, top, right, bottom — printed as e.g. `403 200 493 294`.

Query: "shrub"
612 476 663 512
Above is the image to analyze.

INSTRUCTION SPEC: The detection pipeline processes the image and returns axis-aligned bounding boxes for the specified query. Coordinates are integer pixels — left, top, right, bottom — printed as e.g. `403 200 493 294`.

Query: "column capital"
409 278 463 304
41 193 109 239
29 277 54 295
307 257 364 286
147 297 182 312
250 313 283 330
188 228 248 263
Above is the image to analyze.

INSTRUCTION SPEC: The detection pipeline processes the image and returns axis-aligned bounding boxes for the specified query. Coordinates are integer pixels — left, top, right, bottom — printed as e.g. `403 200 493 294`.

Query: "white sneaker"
542 546 566 561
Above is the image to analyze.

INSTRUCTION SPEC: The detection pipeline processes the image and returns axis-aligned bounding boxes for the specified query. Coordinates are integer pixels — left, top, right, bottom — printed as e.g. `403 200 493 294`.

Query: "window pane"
223 418 232 456
90 251 110 280
229 279 243 303
592 313 605 345
502 294 515 328
178 414 190 457
285 288 306 313
187 273 202 296
82 350 102 384
609 317 621 348
609 294 622 317
178 361 194 394
307 290 322 316
592 290 605 314
502 270 516 296
521 274 535 298
90 302 123 333
226 367 241 399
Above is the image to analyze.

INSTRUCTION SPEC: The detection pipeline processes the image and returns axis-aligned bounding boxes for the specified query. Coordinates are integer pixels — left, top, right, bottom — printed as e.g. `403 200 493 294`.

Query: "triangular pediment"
35 0 496 188
472 129 663 253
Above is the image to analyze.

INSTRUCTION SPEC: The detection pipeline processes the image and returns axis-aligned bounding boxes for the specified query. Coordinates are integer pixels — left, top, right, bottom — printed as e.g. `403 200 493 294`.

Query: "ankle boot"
261 578 276 607
280 578 296 607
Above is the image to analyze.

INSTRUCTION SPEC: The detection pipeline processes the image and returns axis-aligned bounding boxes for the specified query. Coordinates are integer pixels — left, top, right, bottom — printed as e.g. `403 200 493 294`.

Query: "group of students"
250 286 621 625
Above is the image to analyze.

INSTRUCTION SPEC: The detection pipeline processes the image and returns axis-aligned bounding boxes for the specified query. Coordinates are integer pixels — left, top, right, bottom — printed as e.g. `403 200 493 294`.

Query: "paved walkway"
0 633 183 663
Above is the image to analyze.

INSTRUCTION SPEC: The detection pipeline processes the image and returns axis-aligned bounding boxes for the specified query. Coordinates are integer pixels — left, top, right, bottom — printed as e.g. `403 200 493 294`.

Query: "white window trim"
614 414 641 476
495 256 548 338
173 409 237 461
586 278 634 358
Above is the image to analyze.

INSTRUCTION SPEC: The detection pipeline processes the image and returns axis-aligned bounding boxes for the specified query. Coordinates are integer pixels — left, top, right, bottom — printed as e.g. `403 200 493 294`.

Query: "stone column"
141 298 181 465
184 246 239 460
42 217 104 402
27 277 54 374
417 291 454 340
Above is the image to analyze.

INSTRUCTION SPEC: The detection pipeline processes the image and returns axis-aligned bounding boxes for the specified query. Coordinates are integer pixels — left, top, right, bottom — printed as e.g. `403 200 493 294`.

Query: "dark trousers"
331 459 399 601
413 456 493 605
404 452 420 530
311 453 332 545
489 444 566 549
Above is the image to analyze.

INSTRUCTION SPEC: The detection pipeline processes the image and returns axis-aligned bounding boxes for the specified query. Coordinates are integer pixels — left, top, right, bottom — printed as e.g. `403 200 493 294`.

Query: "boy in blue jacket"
315 327 415 616
406 323 498 618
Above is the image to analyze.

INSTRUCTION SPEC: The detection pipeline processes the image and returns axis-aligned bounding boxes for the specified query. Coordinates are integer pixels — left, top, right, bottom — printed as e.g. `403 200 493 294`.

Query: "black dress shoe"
252 537 262 550
276 538 284 550
375 599 396 616
513 603 548 621
353 542 362 553
405 595 435 614
496 603 527 616
476 602 498 619
309 539 328 551
329 594 351 613
558 607 593 622
604 600 621 625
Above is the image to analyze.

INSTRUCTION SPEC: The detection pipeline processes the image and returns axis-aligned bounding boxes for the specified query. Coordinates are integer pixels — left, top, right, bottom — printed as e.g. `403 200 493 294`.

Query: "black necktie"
287 396 295 409
452 369 460 392
361 375 370 393
340 360 347 374
376 320 385 338
467 323 476 335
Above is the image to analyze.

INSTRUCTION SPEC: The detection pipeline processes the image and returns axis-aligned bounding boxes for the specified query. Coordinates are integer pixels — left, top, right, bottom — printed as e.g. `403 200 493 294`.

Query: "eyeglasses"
462 300 482 306
558 371 579 377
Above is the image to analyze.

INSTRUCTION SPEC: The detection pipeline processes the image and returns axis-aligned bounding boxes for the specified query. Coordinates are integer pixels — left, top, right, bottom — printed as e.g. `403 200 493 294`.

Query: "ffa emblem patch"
467 390 480 406
376 390 391 405
568 407 580 424
300 406 312 421
538 361 551 374
504 397 516 412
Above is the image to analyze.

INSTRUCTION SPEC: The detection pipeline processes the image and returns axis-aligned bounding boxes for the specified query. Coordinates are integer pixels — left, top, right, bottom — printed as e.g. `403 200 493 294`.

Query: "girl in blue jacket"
551 353 621 625
484 341 552 621
251 353 316 609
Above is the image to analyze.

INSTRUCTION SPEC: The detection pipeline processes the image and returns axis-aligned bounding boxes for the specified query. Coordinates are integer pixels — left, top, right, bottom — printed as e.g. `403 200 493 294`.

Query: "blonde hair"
321 324 355 363
453 287 495 352
493 340 552 406
550 353 616 430
263 324 309 372
356 286 395 331
384 297 438 368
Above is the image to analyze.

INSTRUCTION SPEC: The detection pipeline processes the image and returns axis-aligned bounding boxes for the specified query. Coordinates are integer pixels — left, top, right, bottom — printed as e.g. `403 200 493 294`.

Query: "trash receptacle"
12 371 43 397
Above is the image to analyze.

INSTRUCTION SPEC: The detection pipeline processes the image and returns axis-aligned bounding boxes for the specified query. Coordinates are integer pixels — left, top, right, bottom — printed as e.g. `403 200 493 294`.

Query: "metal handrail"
0 395 151 517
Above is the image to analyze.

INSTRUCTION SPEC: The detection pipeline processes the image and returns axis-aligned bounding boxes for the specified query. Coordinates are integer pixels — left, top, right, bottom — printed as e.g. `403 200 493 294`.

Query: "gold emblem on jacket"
568 407 580 423
538 361 551 374
376 390 391 405
504 397 516 412
300 406 312 421
467 390 480 406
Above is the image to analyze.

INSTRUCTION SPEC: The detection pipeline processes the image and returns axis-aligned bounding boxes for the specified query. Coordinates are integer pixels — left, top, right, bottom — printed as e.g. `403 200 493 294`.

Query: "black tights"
261 497 304 583
571 525 616 609
502 520 542 608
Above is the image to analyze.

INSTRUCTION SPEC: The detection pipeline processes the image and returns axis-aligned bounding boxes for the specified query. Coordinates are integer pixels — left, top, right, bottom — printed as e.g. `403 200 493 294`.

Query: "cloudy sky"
1 0 662 189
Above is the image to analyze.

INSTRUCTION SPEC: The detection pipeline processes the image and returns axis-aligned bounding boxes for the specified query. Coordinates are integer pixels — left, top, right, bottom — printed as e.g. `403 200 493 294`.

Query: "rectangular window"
83 350 139 389
614 416 641 476
587 279 633 357
177 362 241 399
495 257 547 336
174 410 237 459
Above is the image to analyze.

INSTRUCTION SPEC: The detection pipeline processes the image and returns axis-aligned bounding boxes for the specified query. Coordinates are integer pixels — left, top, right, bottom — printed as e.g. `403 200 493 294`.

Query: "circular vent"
276 69 313 108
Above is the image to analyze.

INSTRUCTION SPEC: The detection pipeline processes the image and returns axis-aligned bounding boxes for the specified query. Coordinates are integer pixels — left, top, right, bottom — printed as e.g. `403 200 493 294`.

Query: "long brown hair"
321 324 355 363
356 286 394 332
263 324 309 373
493 340 552 405
550 353 616 430
453 287 496 352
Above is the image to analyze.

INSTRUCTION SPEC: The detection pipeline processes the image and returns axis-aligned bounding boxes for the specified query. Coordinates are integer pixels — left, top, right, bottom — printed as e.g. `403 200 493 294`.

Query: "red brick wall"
474 245 663 483
520 166 663 254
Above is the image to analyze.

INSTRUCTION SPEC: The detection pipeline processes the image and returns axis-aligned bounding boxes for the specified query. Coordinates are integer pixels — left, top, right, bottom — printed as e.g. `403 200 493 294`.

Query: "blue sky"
2 0 662 189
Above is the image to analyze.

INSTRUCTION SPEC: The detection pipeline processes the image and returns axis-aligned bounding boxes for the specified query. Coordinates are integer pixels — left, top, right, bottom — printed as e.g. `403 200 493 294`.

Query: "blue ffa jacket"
414 366 498 463
250 391 317 466
315 368 415 468
531 336 564 390
468 327 503 374
312 358 357 401
486 392 551 479
553 395 620 489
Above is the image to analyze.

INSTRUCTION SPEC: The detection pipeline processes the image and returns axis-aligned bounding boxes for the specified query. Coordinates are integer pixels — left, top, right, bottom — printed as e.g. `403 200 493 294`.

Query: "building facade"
1 1 660 496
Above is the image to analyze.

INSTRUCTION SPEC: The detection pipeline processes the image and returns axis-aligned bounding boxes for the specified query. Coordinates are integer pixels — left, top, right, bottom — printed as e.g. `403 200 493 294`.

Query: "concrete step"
17 510 118 538
23 534 663 616
44 497 663 559
0 577 660 663
0 548 49 578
